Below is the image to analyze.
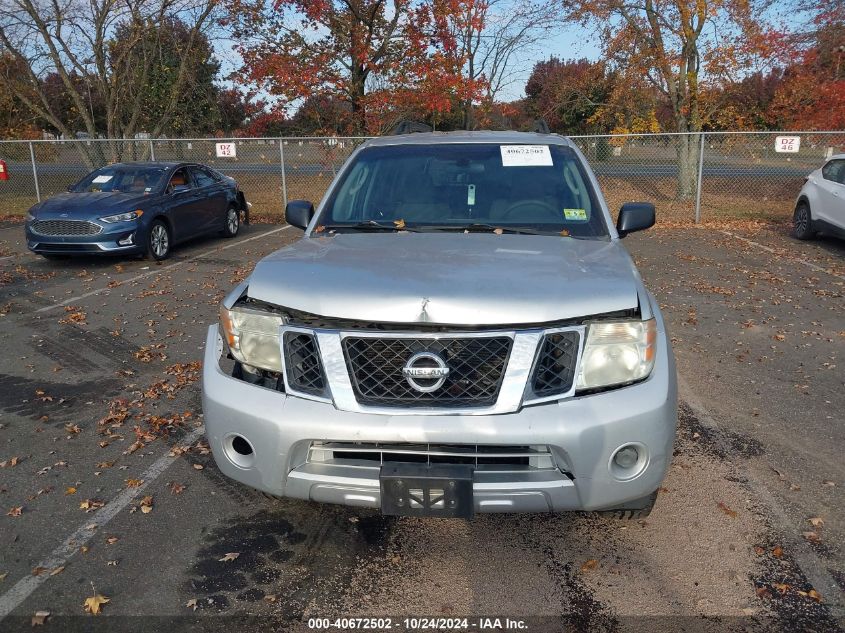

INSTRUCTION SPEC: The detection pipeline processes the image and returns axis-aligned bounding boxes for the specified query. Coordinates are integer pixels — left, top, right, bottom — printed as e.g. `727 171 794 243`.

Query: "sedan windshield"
72 165 168 194
320 143 608 238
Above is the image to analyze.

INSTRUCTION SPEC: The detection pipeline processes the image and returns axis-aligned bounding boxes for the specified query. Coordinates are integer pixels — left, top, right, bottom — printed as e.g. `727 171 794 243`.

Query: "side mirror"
616 202 655 237
285 200 315 231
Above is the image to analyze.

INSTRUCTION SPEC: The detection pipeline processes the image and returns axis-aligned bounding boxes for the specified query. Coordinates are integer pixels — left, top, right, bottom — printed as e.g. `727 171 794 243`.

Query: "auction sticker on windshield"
500 145 553 166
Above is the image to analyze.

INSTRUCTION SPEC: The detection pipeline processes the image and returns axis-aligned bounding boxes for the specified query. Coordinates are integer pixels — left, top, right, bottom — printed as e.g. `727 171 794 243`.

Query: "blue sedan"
25 162 248 260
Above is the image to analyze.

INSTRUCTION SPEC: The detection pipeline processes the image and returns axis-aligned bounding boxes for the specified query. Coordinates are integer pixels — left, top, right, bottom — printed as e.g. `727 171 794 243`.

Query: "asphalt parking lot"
0 220 843 632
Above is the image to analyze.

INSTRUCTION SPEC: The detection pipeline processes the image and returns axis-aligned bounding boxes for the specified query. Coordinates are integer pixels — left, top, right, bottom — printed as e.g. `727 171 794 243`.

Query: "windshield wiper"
423 223 556 236
319 220 422 233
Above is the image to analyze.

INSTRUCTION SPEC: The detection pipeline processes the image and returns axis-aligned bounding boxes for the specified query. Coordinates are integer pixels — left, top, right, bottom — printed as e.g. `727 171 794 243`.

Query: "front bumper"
202 315 678 514
26 223 144 255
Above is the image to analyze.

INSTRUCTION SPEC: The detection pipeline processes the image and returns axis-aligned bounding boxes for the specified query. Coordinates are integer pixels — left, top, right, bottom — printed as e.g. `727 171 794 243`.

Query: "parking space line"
720 230 845 282
0 425 205 620
34 225 292 314
678 377 844 613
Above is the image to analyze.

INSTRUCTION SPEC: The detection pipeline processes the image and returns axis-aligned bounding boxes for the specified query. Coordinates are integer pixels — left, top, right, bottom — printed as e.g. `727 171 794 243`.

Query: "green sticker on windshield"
564 208 588 221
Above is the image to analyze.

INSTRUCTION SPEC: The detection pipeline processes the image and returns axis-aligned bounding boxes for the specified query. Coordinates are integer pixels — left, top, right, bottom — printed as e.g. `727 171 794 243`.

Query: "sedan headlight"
100 210 143 223
219 303 284 372
576 319 656 390
26 211 36 222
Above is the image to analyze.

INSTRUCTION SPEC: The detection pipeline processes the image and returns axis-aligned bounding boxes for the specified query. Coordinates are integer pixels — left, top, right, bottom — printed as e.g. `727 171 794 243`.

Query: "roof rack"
391 121 433 135
532 119 550 134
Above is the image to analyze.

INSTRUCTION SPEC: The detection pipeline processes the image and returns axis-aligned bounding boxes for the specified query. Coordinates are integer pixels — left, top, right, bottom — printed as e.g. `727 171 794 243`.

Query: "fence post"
29 141 41 203
279 138 288 210
694 132 705 224
149 139 155 161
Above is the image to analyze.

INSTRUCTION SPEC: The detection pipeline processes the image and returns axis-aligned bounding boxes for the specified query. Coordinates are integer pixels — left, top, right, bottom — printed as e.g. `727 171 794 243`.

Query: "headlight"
219 303 284 372
576 319 656 390
26 212 36 222
100 210 143 223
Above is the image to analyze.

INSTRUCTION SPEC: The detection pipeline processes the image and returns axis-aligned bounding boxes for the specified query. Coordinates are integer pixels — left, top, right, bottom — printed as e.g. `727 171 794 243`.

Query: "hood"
33 192 152 218
247 233 643 326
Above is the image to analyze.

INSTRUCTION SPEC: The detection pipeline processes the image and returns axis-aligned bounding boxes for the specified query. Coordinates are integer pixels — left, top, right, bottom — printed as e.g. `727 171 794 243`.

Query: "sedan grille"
342 336 512 408
530 331 580 398
282 332 327 396
31 219 102 236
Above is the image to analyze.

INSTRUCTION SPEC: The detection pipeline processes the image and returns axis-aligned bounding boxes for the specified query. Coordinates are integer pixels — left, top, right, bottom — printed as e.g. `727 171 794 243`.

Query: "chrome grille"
31 219 102 236
282 332 327 396
530 331 580 398
308 441 557 471
342 336 512 408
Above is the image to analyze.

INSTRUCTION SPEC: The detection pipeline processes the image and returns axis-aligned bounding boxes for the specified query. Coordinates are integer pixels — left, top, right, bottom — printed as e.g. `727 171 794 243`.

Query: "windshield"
319 143 608 238
72 165 168 194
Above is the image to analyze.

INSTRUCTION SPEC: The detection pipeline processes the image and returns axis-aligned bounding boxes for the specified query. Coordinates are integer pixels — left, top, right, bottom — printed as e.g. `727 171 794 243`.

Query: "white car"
794 154 845 240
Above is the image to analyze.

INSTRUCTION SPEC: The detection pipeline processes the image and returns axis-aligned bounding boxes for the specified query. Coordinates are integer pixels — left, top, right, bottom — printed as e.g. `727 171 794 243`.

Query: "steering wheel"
501 199 560 222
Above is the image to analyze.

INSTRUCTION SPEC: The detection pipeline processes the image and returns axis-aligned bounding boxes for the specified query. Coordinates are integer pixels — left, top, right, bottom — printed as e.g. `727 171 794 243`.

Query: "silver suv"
202 131 677 518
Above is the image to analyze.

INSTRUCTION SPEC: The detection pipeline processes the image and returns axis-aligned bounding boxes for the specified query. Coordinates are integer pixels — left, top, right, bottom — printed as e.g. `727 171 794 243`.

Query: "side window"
822 160 845 185
168 168 192 192
191 166 216 188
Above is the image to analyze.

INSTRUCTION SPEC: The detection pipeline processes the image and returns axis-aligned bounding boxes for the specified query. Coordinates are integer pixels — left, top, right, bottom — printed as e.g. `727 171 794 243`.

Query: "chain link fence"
1 131 843 224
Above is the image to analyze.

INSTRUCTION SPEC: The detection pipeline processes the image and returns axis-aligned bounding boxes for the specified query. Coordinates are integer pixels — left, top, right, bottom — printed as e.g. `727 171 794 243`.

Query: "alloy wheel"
151 224 169 257
227 208 239 234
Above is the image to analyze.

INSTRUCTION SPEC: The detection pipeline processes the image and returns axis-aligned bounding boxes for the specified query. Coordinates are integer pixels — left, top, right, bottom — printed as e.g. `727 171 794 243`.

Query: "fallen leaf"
80 546 89 553
65 487 77 495
83 593 109 615
809 517 824 528
803 531 821 544
49 566 65 576
264 594 278 603
0 572 7 582
107 560 118 566
192 463 204 470
560 229 570 237
95 461 114 469
753 546 765 556
106 536 119 545
31 567 48 576
773 582 790 594
169 482 185 495
493 228 504 235
393 218 406 229
64 423 81 435
218 552 239 562
756 586 772 600
80 499 104 512
31 611 50 626
580 559 599 572
807 589 823 603
772 545 784 558
186 598 198 611
7 506 22 517
822 480 835 487
124 479 143 488
717 502 737 518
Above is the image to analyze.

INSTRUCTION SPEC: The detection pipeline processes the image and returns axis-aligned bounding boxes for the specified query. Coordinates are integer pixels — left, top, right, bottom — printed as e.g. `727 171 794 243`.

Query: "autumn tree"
766 0 845 129
0 0 219 164
228 0 413 134
568 0 777 198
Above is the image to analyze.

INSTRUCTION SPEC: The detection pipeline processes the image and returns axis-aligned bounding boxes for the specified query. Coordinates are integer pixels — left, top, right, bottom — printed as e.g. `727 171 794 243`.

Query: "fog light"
614 445 639 469
118 233 135 246
231 435 253 456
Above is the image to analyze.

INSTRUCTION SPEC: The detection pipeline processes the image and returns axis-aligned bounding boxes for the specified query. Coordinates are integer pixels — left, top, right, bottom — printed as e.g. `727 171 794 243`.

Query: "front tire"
793 202 815 240
146 220 171 261
221 205 240 238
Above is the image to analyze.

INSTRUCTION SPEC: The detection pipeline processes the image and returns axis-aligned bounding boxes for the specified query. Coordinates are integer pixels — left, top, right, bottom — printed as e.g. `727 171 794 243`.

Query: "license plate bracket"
380 463 474 518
